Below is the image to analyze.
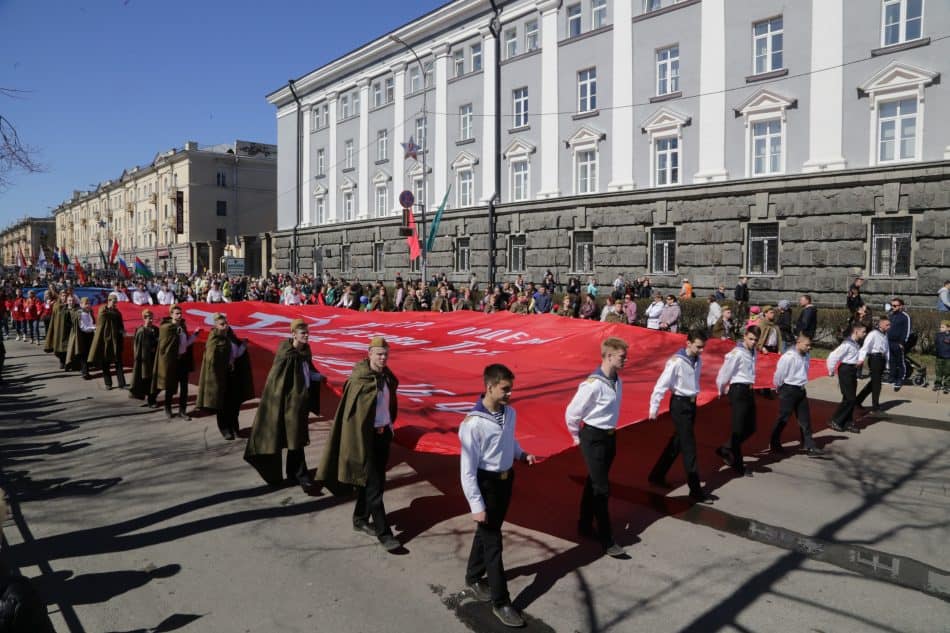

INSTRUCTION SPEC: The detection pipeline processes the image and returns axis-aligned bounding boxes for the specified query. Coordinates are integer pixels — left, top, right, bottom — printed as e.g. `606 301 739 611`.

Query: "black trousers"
856 353 886 408
578 424 616 546
465 468 514 607
285 448 309 483
649 396 700 490
831 364 858 426
888 342 905 385
165 366 189 413
54 351 66 369
771 385 816 450
354 427 393 537
215 390 242 436
101 352 126 388
726 384 756 471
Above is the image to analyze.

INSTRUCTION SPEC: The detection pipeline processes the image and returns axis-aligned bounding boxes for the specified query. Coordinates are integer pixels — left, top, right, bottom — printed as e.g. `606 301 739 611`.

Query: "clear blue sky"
0 0 445 228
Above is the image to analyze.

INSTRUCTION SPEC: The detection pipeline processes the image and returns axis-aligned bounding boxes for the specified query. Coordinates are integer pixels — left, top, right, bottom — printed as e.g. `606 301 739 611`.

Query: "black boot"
687 473 707 501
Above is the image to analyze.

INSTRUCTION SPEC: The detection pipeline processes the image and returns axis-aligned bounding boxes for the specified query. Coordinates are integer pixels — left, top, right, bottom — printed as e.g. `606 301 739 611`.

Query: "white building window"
340 94 351 119
372 81 383 107
459 104 473 140
413 176 425 207
655 136 679 186
343 192 354 221
373 242 385 273
511 159 529 201
567 4 582 38
409 66 422 93
415 117 427 150
454 49 465 77
651 227 676 274
656 45 680 96
377 130 389 162
572 231 594 273
645 0 661 11
375 184 388 217
458 169 474 207
592 0 607 29
509 235 527 272
882 0 923 46
753 16 783 75
578 68 597 112
747 223 779 275
513 87 529 128
576 149 597 194
878 98 917 162
525 20 539 52
316 196 326 224
385 78 394 102
505 28 518 59
471 43 482 72
751 119 783 175
870 217 912 277
455 237 471 272
351 89 360 115
316 148 325 175
344 140 354 169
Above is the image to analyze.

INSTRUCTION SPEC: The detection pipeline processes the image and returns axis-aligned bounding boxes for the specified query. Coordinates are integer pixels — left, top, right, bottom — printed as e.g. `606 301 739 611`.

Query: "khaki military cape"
196 327 254 410
244 339 319 485
65 307 91 369
42 301 61 354
130 324 159 399
151 318 183 392
53 304 73 354
87 306 125 364
402 294 418 311
318 358 398 492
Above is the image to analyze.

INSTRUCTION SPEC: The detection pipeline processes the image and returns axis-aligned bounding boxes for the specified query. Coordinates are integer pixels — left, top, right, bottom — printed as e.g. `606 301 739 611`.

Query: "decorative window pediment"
312 183 327 197
734 89 797 121
451 150 479 170
859 61 938 100
340 176 357 191
407 162 431 178
641 107 691 135
566 125 606 150
503 138 536 160
372 170 391 185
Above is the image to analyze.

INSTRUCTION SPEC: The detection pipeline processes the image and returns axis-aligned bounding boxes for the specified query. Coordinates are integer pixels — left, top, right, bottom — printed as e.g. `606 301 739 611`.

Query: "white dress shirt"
827 339 861 375
649 351 702 418
716 344 756 395
459 405 525 514
205 288 225 303
773 349 811 389
565 370 622 441
229 340 247 364
858 329 889 363
79 311 96 333
177 328 197 355
131 289 153 305
645 301 664 330
114 291 130 302
374 382 392 428
157 289 176 305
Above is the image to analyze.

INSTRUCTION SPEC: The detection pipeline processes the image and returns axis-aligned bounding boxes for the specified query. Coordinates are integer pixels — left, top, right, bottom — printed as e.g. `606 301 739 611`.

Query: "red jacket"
11 297 26 321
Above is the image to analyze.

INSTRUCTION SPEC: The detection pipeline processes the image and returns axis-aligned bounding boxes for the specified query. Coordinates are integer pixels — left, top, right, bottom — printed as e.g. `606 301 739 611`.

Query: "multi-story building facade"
53 140 277 276
266 0 949 305
0 216 55 268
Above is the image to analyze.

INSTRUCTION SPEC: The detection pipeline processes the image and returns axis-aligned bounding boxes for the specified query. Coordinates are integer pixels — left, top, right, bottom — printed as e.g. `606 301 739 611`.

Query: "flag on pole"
61 247 71 270
406 212 421 261
98 241 109 270
74 259 87 284
16 246 27 273
52 247 61 269
424 185 452 254
37 246 48 270
134 256 154 278
117 256 131 279
109 238 119 265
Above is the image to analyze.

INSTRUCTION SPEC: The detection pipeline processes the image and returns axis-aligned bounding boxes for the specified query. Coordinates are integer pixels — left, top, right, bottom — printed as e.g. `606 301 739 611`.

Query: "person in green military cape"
152 304 200 420
66 296 95 378
318 336 400 552
196 313 254 440
129 309 160 407
47 292 74 369
41 290 59 355
87 293 127 390
244 319 322 491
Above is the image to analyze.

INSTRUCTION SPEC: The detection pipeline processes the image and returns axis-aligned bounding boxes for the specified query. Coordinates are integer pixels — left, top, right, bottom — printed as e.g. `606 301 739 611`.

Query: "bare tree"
1 87 44 189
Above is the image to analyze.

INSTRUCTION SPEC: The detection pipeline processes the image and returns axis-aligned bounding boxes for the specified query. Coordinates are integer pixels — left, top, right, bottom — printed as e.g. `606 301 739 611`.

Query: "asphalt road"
1 342 948 633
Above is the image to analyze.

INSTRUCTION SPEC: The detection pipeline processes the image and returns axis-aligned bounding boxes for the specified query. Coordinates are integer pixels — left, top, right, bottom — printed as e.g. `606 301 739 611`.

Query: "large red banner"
116 302 824 458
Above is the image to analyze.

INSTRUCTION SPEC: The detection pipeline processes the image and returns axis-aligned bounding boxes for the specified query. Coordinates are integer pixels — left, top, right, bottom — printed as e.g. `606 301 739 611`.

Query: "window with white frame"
344 140 354 169
471 43 482 72
651 227 676 274
882 0 923 46
341 244 351 272
511 159 529 201
413 175 425 206
751 119 783 175
316 148 325 175
458 169 474 207
525 20 539 51
747 223 779 275
409 66 422 93
385 78 394 102
377 130 388 161
656 45 680 96
513 87 529 128
415 117 427 150
340 94 351 119
576 149 597 194
645 0 661 11
455 237 471 272
375 184 388 217
567 4 582 38
454 50 465 77
459 104 473 140
505 28 518 59
592 0 607 28
578 68 597 112
655 136 679 186
509 234 527 272
372 81 383 107
572 231 594 273
343 192 354 221
870 217 912 276
316 195 326 224
373 242 384 272
753 16 783 74
351 89 360 114
878 97 917 162
424 62 434 88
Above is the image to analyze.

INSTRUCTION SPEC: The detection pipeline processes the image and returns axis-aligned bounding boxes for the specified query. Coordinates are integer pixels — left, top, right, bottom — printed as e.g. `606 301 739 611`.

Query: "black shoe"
893 384 902 392
378 534 400 552
647 475 670 488
715 446 733 468
179 411 192 421
105 385 114 391
805 447 825 457
604 543 626 558
466 579 491 602
353 520 376 537
223 431 236 440
577 522 597 540
492 604 525 628
830 421 846 432
770 443 786 454
165 410 174 420
844 424 861 433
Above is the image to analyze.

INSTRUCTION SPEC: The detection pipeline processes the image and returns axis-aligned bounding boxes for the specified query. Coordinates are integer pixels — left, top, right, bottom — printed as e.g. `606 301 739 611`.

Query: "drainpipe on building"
288 79 303 275
488 0 502 288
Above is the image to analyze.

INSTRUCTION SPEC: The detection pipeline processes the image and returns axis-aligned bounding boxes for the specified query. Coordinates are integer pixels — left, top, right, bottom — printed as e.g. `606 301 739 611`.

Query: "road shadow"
33 564 181 606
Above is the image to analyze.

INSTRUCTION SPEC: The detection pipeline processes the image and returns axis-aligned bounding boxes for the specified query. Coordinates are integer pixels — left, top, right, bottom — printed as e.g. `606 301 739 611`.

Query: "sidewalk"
805 374 949 425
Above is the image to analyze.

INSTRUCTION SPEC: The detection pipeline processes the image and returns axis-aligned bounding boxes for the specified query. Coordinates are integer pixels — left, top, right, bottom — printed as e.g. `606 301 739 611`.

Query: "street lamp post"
389 34 429 285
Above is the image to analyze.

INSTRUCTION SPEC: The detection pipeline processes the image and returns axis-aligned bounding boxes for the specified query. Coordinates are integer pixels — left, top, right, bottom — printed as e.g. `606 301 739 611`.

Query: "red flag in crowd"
73 259 87 284
406 212 421 261
109 237 120 264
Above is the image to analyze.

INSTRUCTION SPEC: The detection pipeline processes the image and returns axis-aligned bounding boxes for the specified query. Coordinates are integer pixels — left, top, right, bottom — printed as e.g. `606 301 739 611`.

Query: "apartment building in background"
0 216 55 268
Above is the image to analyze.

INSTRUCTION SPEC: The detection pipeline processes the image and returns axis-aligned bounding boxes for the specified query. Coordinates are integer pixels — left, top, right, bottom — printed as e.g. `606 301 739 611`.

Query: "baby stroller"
902 332 929 388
